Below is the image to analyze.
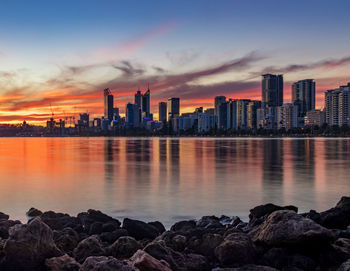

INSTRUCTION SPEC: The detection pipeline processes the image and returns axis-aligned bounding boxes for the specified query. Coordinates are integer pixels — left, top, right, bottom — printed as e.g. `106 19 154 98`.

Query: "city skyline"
0 0 350 124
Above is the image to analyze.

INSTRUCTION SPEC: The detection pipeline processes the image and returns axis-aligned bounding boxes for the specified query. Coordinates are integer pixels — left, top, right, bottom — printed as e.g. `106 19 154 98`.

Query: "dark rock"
99 229 128 244
148 221 166 234
185 253 210 271
108 236 141 259
158 231 187 251
73 236 105 263
122 218 160 240
338 259 350 271
26 207 43 217
213 265 279 270
80 256 136 271
214 232 256 266
53 227 79 254
250 210 334 248
45 254 81 271
0 219 21 239
2 217 62 271
89 222 103 235
261 247 316 271
197 216 223 229
78 210 120 232
170 220 196 232
41 211 80 231
318 238 350 268
249 203 298 227
130 249 172 271
189 233 223 258
102 222 118 233
0 212 9 220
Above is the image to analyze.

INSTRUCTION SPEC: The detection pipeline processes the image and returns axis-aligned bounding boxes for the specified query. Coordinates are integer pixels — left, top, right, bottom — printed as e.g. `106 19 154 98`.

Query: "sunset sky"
1 0 350 124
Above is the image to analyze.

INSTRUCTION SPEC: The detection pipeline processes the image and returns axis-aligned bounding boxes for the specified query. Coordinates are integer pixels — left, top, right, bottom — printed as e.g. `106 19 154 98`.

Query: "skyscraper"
126 103 141 128
168 98 180 121
158 102 167 122
325 83 350 126
292 79 315 117
142 87 151 118
104 88 114 121
214 96 227 128
134 90 142 109
262 74 283 107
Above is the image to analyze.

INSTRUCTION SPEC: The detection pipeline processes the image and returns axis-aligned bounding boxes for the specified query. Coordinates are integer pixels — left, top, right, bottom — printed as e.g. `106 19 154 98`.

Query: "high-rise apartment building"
276 103 298 130
292 79 315 117
104 88 114 121
325 83 350 126
262 74 283 107
168 98 180 121
158 102 167 122
126 103 141 127
142 88 151 118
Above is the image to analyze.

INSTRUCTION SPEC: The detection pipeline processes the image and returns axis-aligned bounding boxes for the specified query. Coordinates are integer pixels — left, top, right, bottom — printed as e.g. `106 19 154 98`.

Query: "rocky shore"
1 198 350 270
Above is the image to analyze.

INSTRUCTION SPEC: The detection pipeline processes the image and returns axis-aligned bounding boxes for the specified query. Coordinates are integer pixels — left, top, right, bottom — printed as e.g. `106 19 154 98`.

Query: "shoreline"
0 198 350 270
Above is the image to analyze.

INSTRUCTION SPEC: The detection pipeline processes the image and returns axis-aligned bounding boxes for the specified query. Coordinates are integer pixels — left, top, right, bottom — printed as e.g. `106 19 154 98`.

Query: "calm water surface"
0 137 349 227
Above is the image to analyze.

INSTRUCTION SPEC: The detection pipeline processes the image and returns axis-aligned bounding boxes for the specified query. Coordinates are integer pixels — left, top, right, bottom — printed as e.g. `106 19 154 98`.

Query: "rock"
130 249 172 271
0 219 21 239
338 259 350 271
148 221 166 234
170 220 196 232
89 222 103 235
318 238 350 268
99 229 128 244
80 256 136 271
185 253 210 271
108 236 141 259
261 247 316 270
0 212 9 220
53 227 79 254
158 231 187 251
102 222 118 233
214 232 256 266
2 217 62 271
78 210 120 232
250 210 334 248
197 216 223 229
73 236 105 263
45 254 81 271
249 203 298 226
122 218 160 240
213 265 279 270
26 207 43 217
41 211 80 231
189 233 223 258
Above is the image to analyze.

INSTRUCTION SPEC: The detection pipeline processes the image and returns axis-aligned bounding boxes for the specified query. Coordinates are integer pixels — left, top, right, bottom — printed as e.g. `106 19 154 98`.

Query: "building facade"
325 83 350 126
158 102 167 123
104 88 114 121
168 98 180 121
262 74 283 107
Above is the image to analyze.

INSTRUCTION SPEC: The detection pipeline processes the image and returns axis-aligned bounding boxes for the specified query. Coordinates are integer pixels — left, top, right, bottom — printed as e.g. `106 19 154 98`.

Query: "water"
0 137 349 227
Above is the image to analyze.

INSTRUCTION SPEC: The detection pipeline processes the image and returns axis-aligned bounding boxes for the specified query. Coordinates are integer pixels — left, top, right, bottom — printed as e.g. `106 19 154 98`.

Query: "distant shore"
0 197 350 270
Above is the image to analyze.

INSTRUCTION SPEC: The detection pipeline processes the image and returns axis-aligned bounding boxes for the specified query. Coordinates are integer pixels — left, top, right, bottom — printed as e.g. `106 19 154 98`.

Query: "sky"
1 0 350 124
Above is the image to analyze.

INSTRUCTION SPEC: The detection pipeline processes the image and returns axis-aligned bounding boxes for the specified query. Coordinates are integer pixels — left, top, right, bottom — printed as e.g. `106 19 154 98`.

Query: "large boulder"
78 210 120 232
148 221 166 234
189 233 223 258
45 254 81 271
108 236 142 259
53 227 79 254
0 219 21 239
99 229 128 244
73 236 105 263
1 217 62 271
170 220 196 232
130 249 172 271
214 232 256 266
249 203 298 227
0 212 9 220
80 256 136 271
196 216 223 229
26 207 43 217
122 218 160 240
40 211 80 231
310 197 350 229
250 210 334 248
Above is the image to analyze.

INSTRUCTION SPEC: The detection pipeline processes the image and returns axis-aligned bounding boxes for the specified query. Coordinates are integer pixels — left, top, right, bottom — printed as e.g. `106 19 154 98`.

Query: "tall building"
247 101 262 129
236 99 251 129
325 83 350 126
228 99 237 130
104 88 114 121
126 103 141 128
276 104 298 130
158 102 167 122
198 113 217 133
168 98 180 120
134 90 142 109
305 109 325 126
142 87 151 118
292 79 315 117
214 96 228 129
262 74 283 107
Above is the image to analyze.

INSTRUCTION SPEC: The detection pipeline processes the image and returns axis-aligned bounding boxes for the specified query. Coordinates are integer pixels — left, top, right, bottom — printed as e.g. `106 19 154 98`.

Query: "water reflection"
0 137 349 227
